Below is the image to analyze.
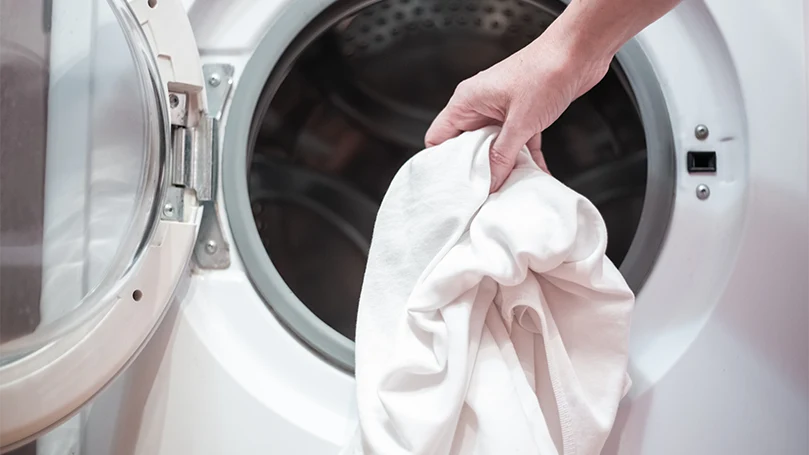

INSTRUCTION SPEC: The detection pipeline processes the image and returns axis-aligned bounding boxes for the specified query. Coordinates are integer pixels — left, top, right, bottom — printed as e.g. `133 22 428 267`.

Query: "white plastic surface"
129 0 208 125
83 0 808 454
86 271 356 454
622 1 750 393
0 216 200 449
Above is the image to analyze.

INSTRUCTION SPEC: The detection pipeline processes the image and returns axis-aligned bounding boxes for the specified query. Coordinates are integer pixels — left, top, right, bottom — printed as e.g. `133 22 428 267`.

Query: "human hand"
424 31 611 192
425 0 681 192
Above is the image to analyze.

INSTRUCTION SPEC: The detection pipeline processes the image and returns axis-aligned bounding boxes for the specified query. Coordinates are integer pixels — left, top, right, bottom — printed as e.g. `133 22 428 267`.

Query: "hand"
425 0 681 192
425 37 610 192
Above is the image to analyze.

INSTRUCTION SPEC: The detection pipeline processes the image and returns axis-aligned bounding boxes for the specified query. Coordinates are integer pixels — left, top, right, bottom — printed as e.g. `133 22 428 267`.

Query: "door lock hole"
132 289 143 302
687 151 717 173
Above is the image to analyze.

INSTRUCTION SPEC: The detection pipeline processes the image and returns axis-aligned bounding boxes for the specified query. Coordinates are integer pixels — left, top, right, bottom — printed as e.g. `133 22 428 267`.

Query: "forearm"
529 0 681 70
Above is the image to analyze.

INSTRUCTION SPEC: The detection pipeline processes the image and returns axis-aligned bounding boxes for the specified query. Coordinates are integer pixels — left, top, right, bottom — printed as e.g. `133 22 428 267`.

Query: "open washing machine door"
0 0 214 450
55 0 803 453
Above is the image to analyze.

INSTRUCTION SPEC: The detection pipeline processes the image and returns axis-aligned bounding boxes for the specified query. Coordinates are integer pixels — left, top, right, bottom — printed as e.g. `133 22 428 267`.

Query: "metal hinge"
191 63 236 269
169 92 215 202
159 64 234 269
163 89 215 223
160 64 234 270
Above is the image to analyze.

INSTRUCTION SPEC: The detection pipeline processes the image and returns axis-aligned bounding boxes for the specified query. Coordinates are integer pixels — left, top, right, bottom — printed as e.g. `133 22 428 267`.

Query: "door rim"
221 0 676 373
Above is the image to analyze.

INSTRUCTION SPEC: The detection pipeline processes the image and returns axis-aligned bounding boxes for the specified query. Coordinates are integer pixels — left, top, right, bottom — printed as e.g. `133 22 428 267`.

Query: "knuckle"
506 108 537 132
507 122 531 137
455 77 479 96
489 147 513 167
453 81 470 98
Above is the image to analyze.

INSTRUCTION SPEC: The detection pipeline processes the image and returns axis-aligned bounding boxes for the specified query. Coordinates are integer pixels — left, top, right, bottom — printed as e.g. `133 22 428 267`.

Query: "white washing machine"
1 0 807 454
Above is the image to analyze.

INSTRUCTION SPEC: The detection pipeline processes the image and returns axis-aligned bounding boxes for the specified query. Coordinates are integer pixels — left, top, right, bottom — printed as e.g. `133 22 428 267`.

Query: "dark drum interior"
247 0 648 342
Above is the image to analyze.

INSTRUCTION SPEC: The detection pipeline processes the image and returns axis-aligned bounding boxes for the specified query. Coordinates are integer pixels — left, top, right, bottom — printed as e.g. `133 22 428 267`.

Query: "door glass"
0 0 159 359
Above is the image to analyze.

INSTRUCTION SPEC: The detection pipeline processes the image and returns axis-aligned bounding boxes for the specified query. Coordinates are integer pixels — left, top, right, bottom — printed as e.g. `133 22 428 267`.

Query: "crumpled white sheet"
342 127 635 455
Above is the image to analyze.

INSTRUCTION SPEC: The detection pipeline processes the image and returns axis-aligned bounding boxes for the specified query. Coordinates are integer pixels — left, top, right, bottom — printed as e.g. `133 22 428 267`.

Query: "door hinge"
192 63 235 270
166 90 215 211
162 64 233 269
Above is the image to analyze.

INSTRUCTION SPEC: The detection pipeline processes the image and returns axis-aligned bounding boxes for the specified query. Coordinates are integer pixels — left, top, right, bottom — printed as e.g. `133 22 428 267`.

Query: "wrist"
525 26 612 99
549 0 681 63
556 0 637 59
526 3 625 96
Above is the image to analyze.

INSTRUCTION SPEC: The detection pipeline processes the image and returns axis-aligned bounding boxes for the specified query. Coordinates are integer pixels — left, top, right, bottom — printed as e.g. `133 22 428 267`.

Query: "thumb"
489 121 531 192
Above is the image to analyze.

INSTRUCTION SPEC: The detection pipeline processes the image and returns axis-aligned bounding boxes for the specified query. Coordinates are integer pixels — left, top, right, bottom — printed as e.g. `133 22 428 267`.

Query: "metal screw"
695 124 709 140
696 184 710 200
163 203 174 216
208 73 221 87
205 240 218 254
169 94 179 108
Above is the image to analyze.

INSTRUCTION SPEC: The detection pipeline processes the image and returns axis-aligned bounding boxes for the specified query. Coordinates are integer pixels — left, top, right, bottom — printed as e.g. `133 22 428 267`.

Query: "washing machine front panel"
0 0 210 450
608 1 809 453
213 0 806 452
91 0 806 453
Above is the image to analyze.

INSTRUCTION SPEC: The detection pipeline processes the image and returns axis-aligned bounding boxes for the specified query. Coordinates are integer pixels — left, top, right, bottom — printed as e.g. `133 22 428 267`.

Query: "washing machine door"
0 0 210 450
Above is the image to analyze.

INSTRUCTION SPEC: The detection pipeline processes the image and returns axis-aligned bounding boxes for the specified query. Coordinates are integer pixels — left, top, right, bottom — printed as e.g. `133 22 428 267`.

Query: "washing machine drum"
247 0 656 346
250 159 378 340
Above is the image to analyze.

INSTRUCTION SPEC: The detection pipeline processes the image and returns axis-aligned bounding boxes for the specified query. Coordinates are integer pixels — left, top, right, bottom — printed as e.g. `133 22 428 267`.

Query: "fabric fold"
345 127 634 455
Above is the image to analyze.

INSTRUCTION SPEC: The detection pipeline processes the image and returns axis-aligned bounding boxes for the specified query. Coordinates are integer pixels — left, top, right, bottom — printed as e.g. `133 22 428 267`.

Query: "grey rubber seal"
222 0 675 372
614 39 677 292
222 0 361 372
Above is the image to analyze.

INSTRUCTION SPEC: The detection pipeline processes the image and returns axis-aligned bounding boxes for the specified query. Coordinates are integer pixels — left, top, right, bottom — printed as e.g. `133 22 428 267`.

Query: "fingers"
426 79 498 147
425 105 492 148
425 105 463 148
489 120 532 192
526 133 549 174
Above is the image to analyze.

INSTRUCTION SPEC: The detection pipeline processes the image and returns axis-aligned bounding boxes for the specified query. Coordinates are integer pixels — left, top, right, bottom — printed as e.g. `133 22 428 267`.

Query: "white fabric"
344 127 635 455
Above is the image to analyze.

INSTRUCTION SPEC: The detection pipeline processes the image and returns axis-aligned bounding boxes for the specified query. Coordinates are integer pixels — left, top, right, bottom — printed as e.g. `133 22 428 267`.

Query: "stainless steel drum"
250 158 378 341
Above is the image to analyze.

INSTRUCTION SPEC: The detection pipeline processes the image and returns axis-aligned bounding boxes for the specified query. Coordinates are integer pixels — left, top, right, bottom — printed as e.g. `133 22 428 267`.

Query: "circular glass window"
0 0 162 360
239 0 674 369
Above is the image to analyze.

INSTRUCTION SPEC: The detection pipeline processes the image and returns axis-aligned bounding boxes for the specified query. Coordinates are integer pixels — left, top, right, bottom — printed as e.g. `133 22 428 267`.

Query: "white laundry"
343 126 635 455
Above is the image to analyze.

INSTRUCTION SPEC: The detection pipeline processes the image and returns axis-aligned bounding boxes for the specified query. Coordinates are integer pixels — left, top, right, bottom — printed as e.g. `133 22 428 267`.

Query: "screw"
205 240 218 254
169 94 179 108
696 184 710 200
695 124 709 140
163 203 174 216
208 73 221 87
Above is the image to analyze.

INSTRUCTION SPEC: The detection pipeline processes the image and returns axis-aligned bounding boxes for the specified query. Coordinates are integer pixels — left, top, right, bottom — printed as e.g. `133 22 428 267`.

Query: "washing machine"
0 0 806 453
